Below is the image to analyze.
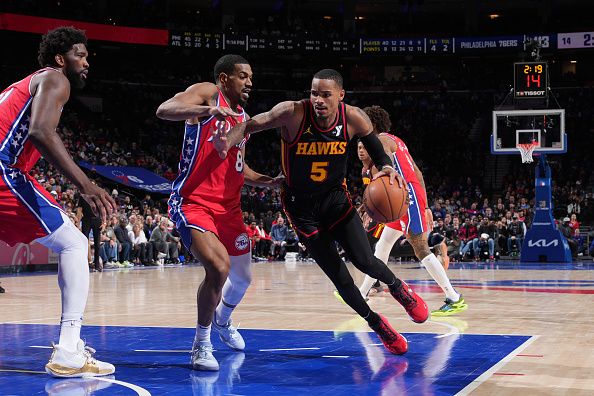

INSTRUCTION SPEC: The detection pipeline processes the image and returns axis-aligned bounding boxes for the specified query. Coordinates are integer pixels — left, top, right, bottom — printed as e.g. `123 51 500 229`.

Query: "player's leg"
213 210 252 351
38 215 115 377
359 226 404 298
303 231 407 355
213 253 250 350
407 232 467 316
331 214 428 323
0 172 113 377
406 182 466 316
188 229 230 370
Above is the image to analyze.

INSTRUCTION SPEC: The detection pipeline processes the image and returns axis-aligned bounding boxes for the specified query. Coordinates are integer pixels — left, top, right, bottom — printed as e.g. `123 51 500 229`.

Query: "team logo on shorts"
235 233 249 251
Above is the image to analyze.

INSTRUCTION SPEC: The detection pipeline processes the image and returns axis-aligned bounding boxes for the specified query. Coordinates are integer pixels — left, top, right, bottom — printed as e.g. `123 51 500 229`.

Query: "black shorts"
281 184 355 239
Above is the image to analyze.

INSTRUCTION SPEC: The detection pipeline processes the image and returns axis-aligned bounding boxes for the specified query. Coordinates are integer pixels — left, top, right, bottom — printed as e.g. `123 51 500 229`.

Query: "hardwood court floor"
1 260 593 395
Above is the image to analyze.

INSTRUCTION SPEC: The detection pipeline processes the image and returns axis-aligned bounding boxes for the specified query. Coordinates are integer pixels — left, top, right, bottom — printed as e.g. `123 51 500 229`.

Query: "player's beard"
239 96 248 108
65 65 86 90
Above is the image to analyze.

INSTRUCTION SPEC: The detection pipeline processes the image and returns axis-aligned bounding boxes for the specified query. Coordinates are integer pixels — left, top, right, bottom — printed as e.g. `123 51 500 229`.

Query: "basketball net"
517 142 539 163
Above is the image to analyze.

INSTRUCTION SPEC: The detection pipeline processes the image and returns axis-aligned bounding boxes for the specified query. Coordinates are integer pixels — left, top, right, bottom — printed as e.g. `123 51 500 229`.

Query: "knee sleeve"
375 227 403 264
221 253 252 306
37 213 89 323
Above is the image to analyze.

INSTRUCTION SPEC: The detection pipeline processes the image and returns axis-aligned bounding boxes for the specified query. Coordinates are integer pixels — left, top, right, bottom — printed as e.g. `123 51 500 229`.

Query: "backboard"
491 109 566 155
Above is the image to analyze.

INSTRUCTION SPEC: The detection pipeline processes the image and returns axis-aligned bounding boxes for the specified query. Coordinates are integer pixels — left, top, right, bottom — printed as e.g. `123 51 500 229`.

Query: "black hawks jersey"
281 99 350 194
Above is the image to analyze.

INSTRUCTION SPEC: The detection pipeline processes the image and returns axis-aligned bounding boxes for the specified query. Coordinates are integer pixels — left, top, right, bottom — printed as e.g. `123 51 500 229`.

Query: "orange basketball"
363 175 409 223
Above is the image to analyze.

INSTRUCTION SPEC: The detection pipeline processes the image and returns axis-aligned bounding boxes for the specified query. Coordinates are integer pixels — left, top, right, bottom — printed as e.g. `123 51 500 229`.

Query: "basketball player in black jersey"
213 69 429 355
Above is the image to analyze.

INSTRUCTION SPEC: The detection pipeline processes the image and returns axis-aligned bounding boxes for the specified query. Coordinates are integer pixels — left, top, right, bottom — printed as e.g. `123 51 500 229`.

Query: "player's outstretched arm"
244 161 284 188
28 72 117 219
156 83 240 122
213 101 296 159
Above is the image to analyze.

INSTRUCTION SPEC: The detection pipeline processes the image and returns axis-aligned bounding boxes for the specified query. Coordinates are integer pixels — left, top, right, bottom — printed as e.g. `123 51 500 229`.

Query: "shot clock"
514 61 548 99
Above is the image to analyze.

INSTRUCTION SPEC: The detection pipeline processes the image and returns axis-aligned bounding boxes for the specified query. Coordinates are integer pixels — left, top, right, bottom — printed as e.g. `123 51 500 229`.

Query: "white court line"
322 355 349 358
93 377 151 396
0 369 46 374
134 349 192 353
428 320 461 339
29 345 52 349
259 347 320 352
455 335 540 396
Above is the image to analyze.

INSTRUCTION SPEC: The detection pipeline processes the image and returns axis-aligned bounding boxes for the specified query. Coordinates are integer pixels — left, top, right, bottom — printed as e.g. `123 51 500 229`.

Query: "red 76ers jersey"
380 133 417 184
169 88 248 213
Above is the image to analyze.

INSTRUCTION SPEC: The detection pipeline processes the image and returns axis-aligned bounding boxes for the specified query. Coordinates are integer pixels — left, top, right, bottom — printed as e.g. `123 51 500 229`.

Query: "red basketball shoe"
389 280 429 323
369 314 408 355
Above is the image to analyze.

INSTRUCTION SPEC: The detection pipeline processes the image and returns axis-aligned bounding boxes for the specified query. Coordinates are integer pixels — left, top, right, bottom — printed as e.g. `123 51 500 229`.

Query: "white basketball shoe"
212 320 245 351
45 340 115 377
191 344 219 371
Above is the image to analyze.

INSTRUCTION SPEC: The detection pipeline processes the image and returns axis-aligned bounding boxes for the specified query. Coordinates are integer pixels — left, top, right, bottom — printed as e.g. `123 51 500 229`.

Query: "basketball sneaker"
45 340 115 378
0 283 4 293
191 344 219 371
388 280 429 323
369 314 408 355
431 296 468 317
212 319 245 351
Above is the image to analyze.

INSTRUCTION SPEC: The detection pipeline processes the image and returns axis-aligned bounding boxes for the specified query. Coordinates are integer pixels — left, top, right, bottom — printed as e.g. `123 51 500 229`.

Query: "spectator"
558 217 578 259
114 216 133 267
144 215 155 239
270 217 288 260
459 217 478 260
474 218 495 260
128 224 154 265
150 219 179 264
507 215 526 255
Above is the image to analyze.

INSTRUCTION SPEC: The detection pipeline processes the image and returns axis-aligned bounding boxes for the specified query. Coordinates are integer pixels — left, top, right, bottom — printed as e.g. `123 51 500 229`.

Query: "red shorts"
385 180 428 235
169 199 249 256
0 166 66 246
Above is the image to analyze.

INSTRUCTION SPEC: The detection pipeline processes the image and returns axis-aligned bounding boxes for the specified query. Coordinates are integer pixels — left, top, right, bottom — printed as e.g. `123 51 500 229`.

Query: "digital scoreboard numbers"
427 38 454 53
557 32 594 49
169 31 222 49
361 38 424 54
514 62 548 99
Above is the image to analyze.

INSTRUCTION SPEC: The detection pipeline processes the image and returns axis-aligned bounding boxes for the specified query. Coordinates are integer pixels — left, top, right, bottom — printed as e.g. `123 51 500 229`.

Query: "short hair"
38 26 87 67
313 69 343 88
363 105 392 134
213 54 249 82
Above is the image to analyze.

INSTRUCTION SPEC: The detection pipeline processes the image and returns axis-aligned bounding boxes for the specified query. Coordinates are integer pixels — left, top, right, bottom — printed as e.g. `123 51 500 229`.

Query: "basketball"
363 175 409 223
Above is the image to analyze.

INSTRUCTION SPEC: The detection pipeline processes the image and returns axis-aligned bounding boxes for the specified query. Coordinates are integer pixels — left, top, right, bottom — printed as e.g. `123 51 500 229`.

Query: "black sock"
387 277 402 293
364 310 381 326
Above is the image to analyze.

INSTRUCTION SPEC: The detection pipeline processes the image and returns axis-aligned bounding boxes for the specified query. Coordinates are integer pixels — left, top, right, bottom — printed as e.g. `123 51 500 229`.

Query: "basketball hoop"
517 142 539 163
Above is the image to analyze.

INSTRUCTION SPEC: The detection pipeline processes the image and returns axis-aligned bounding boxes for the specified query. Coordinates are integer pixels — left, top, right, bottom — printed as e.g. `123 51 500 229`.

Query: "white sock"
215 300 236 326
59 320 81 352
421 253 460 301
359 275 377 298
215 253 251 326
359 227 403 297
194 324 211 347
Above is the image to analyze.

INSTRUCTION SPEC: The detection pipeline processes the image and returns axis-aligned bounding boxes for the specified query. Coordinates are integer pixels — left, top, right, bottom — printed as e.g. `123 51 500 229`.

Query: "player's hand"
212 123 231 159
270 172 285 188
208 106 241 121
80 182 117 220
373 166 406 189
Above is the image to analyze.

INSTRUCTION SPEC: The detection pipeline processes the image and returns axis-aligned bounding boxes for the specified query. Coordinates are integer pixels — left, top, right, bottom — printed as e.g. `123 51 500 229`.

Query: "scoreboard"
514 62 548 99
169 31 594 55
